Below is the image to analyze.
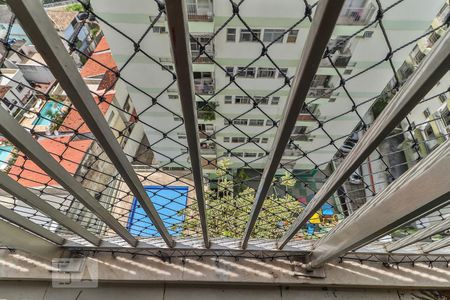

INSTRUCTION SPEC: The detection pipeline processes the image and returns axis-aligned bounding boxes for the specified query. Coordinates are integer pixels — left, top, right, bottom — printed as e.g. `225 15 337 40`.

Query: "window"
266 120 274 126
293 126 307 134
439 94 447 103
107 110 115 124
249 119 264 126
177 133 187 139
236 67 255 78
423 108 431 118
239 29 261 42
153 26 166 33
168 94 179 100
233 119 248 126
244 152 257 158
226 28 236 42
232 152 243 157
263 29 284 43
248 137 260 143
255 96 269 105
15 84 24 93
343 69 353 75
429 31 440 45
363 30 374 38
123 96 132 112
225 66 234 76
271 96 280 105
224 96 232 104
287 30 298 43
173 114 182 121
261 137 269 143
162 65 174 71
424 125 435 138
258 153 265 158
257 67 276 78
223 137 230 142
442 109 450 126
278 68 288 78
235 96 251 104
231 137 246 143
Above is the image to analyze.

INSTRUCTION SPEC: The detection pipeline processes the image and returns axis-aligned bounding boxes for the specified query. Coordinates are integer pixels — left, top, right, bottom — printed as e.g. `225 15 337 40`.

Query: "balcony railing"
187 2 213 21
307 86 335 98
194 82 215 95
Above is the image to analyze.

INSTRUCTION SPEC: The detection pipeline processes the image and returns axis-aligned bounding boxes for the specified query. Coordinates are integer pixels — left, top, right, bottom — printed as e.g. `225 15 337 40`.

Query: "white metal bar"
241 0 346 249
387 218 450 252
0 171 101 246
165 0 209 248
0 106 136 246
423 237 450 253
7 0 174 247
278 29 450 249
308 139 450 268
0 204 65 245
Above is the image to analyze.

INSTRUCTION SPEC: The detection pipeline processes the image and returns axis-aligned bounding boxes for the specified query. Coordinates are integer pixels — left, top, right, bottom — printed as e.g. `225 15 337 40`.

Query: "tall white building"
91 0 446 178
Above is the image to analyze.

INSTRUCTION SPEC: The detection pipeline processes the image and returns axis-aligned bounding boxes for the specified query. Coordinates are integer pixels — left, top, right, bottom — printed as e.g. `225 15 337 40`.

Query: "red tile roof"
80 37 116 78
95 37 110 53
60 93 114 133
8 136 93 188
98 67 118 91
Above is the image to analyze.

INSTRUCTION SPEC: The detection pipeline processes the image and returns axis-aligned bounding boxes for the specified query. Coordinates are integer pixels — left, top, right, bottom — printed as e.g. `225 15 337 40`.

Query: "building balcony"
187 0 213 21
337 2 376 25
194 82 215 95
198 124 216 139
197 101 217 121
321 48 352 68
283 148 303 157
307 85 335 98
191 36 214 63
200 142 216 156
291 134 312 142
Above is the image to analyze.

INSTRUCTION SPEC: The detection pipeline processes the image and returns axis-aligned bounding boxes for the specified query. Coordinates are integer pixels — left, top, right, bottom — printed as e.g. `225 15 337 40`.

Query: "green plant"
65 3 84 12
177 158 303 238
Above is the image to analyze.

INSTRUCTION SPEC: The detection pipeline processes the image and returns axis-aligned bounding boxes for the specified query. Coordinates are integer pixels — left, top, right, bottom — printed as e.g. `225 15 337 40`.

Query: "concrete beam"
2 249 450 289
0 204 65 245
0 222 62 259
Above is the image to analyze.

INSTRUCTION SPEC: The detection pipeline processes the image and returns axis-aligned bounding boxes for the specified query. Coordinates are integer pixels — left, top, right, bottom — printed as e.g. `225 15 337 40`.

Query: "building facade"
92 0 445 178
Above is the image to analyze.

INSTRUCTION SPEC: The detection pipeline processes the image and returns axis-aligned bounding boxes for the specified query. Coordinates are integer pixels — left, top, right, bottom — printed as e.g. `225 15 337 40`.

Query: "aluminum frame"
308 138 450 268
278 29 450 249
386 218 450 252
7 0 174 247
0 171 101 246
0 105 136 246
241 0 346 249
165 0 209 248
423 237 450 253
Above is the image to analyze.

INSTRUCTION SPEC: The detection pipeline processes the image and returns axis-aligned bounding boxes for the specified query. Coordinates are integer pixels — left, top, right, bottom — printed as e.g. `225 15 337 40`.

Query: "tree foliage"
178 159 303 239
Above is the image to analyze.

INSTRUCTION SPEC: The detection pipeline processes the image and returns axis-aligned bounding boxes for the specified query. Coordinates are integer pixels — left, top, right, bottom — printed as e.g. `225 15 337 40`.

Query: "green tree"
178 159 303 238
65 3 84 12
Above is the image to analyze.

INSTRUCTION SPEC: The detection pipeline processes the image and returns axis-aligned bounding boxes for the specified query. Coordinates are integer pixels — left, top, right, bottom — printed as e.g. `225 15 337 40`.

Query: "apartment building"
0 68 33 115
399 1 450 162
91 0 445 178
